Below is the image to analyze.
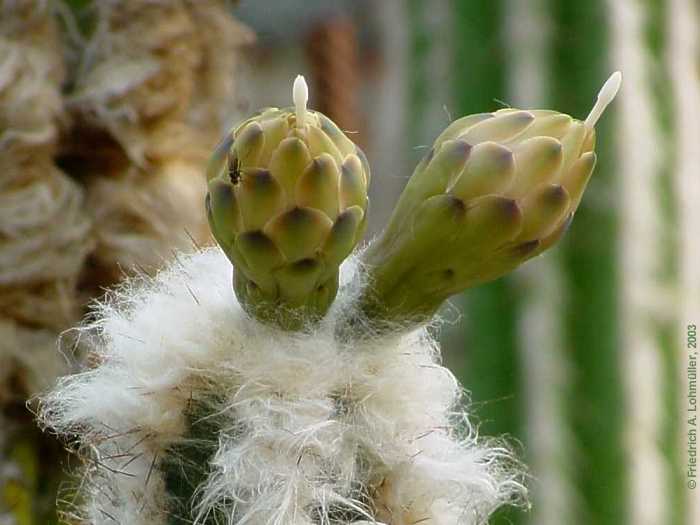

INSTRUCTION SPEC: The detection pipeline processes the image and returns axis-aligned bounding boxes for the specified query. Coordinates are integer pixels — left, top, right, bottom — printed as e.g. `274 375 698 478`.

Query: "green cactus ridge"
360 107 598 324
206 101 370 330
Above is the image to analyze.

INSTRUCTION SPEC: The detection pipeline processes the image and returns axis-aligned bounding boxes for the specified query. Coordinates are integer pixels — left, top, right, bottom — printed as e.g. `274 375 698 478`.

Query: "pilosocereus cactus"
39 73 620 525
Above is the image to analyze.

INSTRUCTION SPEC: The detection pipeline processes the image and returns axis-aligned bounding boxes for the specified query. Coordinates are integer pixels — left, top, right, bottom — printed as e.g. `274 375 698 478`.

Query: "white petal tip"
606 71 623 93
585 71 622 128
293 74 308 126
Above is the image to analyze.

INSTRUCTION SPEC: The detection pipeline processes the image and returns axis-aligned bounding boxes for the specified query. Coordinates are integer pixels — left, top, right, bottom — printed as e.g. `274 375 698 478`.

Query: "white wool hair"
39 248 525 525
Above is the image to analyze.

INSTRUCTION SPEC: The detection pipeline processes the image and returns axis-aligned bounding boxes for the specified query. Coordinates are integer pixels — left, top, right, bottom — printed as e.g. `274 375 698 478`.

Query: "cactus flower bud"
361 72 621 324
206 75 369 329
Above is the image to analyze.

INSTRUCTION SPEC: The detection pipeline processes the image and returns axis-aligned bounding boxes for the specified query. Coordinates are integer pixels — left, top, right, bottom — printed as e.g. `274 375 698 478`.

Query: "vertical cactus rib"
550 1 626 524
668 0 700 524
609 1 677 524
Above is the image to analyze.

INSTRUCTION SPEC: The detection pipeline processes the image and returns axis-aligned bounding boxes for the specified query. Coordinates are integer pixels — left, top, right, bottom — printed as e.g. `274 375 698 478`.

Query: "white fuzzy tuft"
39 248 525 525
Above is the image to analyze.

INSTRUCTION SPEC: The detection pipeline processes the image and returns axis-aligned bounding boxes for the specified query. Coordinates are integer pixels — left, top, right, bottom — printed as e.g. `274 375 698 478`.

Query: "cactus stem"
293 74 309 128
585 71 622 128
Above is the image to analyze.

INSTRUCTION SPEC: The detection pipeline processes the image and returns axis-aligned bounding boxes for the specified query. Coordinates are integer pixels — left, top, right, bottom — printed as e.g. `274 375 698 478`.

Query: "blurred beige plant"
0 1 251 522
0 1 91 522
62 0 253 286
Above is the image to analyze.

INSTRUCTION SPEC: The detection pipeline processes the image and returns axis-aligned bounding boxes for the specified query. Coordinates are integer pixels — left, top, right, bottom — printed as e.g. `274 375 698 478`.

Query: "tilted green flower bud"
360 72 621 325
206 76 369 329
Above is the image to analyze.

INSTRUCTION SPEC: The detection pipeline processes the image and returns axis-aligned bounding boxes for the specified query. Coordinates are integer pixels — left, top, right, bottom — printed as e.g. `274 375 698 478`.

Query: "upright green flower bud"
206 76 369 330
361 72 621 325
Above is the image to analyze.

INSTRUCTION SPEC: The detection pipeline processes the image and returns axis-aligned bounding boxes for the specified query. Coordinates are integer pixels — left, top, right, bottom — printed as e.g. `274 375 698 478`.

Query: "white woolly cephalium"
39 248 525 525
